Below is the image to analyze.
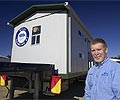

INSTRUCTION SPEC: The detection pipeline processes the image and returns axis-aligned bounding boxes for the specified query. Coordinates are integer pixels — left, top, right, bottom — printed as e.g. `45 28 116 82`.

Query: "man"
84 38 120 100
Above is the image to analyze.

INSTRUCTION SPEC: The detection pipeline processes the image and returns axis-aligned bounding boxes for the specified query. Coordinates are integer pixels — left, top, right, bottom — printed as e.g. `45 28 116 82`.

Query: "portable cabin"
8 2 92 79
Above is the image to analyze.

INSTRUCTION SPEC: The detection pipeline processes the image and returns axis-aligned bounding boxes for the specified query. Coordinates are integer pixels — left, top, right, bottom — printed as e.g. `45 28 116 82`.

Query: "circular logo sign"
15 27 29 47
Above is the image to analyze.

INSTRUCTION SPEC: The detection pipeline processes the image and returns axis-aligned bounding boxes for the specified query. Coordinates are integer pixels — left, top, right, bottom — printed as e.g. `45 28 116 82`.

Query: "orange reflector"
0 74 7 86
50 76 61 94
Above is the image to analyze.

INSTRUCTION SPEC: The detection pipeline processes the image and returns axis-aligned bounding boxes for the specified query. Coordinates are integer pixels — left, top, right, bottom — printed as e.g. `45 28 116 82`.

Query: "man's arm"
112 64 120 99
84 73 91 100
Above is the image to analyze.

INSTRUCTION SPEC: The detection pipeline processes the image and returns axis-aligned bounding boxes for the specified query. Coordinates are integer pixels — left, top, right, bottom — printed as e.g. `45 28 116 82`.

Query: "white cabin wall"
11 12 68 74
71 17 89 73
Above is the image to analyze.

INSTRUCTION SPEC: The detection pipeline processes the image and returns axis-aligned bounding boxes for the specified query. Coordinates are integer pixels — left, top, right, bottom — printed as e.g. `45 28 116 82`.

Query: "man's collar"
95 57 108 67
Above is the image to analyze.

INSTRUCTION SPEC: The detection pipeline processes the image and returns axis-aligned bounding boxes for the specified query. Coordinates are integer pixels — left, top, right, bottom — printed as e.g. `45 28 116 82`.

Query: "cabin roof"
7 2 93 40
7 2 69 27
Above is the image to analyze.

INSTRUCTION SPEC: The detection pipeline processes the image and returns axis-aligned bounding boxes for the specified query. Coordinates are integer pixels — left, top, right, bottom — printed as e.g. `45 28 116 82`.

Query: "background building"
0 56 10 62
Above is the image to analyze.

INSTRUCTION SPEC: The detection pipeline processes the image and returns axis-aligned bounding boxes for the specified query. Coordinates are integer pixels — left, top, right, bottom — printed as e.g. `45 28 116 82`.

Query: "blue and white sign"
15 27 29 47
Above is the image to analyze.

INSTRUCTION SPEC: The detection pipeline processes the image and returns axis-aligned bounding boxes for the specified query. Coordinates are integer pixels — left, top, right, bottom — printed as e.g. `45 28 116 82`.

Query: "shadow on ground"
12 80 85 100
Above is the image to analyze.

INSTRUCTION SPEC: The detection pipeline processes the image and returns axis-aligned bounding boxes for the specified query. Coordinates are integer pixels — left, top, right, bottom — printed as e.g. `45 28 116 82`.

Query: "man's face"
91 43 108 63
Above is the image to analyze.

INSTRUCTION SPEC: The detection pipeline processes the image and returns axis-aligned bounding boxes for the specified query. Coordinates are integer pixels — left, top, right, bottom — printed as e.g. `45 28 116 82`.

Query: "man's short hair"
90 38 107 48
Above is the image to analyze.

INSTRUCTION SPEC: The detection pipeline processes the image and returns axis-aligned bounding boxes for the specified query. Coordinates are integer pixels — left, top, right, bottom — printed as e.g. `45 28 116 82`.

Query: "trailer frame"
0 62 53 100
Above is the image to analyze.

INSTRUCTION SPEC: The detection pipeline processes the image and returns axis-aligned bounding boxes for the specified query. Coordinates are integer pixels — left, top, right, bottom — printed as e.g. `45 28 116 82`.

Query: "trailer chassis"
0 62 53 100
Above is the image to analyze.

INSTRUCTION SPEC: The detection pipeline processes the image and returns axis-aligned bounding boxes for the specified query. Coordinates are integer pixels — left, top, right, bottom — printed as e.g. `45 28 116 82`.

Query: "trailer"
0 2 93 100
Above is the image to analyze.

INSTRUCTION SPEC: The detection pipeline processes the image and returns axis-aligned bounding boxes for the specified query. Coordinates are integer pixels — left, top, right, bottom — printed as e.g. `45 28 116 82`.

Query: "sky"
0 0 120 57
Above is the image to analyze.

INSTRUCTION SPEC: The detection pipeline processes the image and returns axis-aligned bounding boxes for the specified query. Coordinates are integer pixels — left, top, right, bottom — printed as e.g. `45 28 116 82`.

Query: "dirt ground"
0 86 9 100
0 80 84 100
0 81 27 100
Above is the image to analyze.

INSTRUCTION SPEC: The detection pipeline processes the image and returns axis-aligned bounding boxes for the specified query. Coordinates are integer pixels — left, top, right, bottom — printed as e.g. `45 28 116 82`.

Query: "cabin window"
31 36 35 44
85 38 87 43
78 30 82 36
31 25 41 45
36 35 40 44
79 53 82 58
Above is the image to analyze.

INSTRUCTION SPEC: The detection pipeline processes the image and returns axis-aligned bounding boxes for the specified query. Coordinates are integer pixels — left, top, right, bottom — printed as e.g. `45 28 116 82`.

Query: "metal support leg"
9 78 14 100
5 86 10 98
33 72 40 100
